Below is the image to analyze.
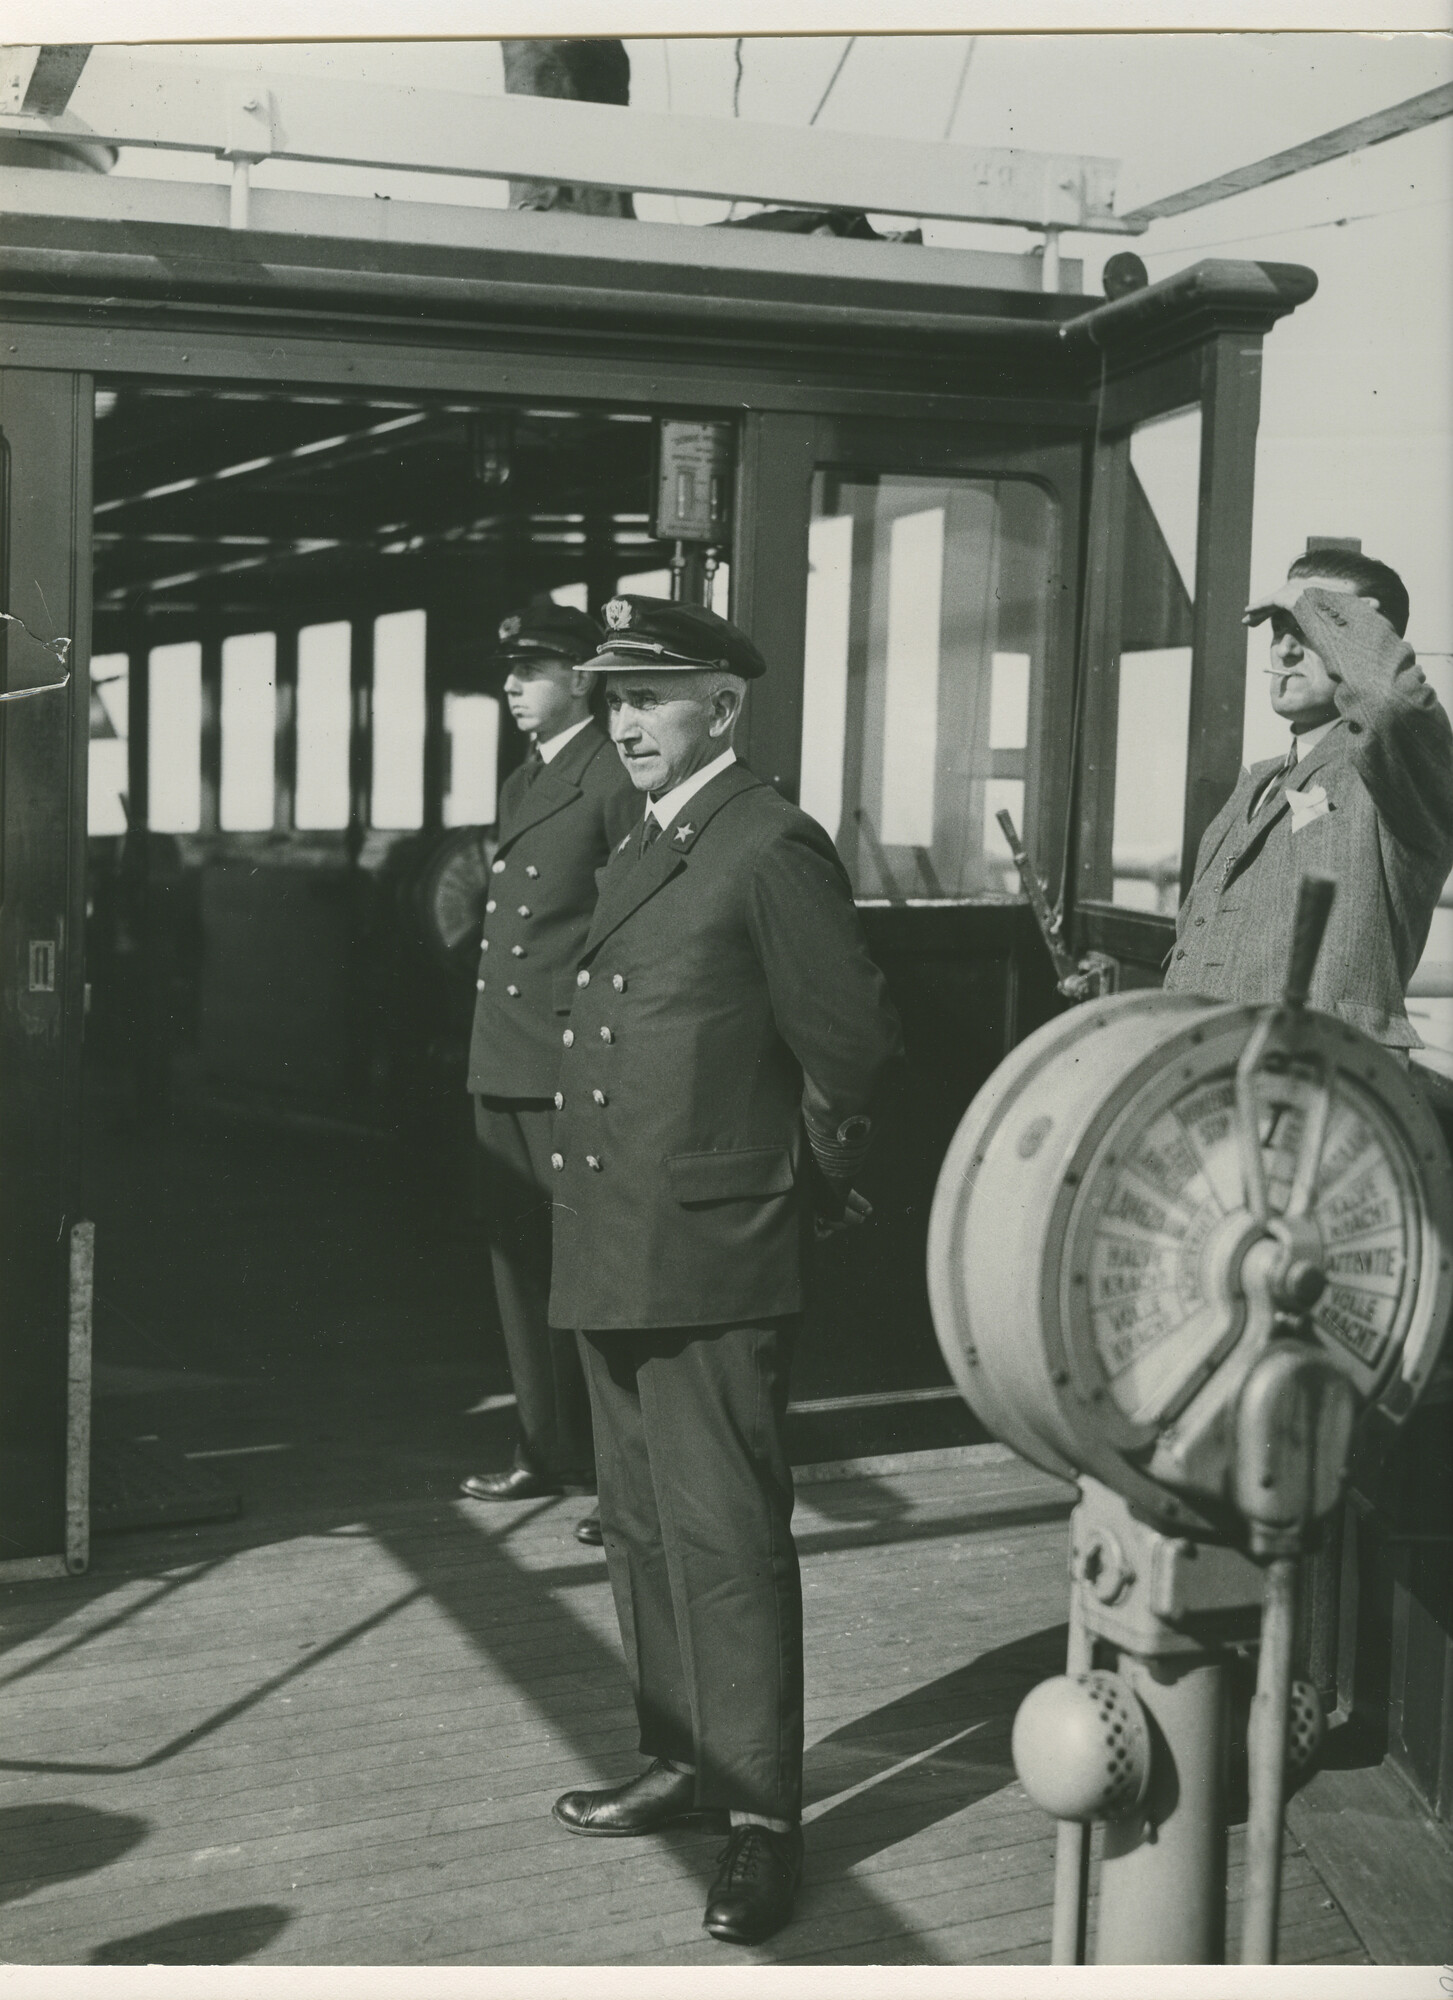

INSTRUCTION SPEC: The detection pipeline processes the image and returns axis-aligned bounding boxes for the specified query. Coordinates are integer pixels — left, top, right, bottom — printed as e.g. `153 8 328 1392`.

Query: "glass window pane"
88 652 129 837
371 609 426 830
148 640 202 833
220 631 277 832
800 514 854 838
1112 650 1191 914
443 692 500 827
615 567 671 598
296 621 352 831
989 653 1030 751
801 473 1057 900
881 509 945 848
550 582 590 612
611 566 729 615
1104 405 1202 906
1128 407 1201 599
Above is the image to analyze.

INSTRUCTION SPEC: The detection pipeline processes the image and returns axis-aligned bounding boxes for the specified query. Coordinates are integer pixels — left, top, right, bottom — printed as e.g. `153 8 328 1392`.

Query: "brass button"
1194 917 1205 928
1175 949 1187 960
550 1152 565 1171
585 1155 602 1172
525 865 539 879
485 900 497 913
612 973 626 992
562 1029 575 1047
511 945 525 958
476 978 485 992
492 859 506 874
554 1091 564 1110
577 970 591 988
592 1088 607 1107
506 985 520 997
480 938 489 952
599 1025 613 1044
518 905 532 918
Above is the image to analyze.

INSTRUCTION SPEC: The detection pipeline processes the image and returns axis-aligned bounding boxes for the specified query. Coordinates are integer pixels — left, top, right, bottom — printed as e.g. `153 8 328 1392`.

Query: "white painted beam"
0 47 1136 234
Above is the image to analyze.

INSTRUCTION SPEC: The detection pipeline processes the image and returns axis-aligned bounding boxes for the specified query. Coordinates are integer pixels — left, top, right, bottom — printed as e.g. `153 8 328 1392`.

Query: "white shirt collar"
1294 717 1339 761
536 715 593 764
648 746 736 828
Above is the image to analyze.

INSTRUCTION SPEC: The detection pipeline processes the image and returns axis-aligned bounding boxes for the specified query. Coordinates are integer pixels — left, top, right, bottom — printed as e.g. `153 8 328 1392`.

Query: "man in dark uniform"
1166 549 1453 1053
545 597 903 1944
461 604 640 1540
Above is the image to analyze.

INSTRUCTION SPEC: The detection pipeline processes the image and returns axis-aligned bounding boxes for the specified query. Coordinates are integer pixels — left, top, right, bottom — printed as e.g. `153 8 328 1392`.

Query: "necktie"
1252 743 1298 820
640 812 662 858
523 748 544 787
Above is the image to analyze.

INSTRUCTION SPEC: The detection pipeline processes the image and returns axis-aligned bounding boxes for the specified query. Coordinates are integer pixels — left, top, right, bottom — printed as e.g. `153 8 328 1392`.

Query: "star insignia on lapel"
673 822 695 844
617 831 633 851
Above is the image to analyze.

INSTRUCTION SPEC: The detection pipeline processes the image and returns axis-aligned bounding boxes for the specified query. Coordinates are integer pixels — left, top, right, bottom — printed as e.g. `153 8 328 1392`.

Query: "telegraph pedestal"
1018 1480 1278 1963
928 878 1453 1965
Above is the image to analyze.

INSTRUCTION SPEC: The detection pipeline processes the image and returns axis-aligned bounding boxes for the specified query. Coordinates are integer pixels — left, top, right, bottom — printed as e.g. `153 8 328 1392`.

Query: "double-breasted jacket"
547 762 903 1331
466 721 640 1100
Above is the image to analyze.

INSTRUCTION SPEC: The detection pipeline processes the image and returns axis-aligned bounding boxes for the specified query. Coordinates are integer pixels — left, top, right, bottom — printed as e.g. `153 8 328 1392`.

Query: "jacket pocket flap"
668 1147 794 1204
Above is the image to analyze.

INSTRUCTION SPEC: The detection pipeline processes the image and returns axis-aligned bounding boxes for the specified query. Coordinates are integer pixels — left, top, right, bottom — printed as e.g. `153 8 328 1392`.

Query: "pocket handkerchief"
1286 782 1331 833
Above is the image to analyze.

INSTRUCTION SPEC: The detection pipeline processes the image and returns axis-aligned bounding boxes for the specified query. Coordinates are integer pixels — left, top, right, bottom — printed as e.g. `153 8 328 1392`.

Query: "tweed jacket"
547 761 904 1332
1165 588 1453 1046
466 721 640 1100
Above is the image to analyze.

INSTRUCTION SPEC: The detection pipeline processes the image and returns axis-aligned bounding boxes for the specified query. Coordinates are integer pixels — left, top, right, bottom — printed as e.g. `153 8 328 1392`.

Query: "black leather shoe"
460 1465 562 1502
704 1824 804 1944
574 1509 603 1545
553 1759 717 1837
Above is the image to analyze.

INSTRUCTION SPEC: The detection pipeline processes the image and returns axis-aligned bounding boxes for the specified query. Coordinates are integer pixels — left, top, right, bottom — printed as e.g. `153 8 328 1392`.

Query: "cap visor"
585 645 719 672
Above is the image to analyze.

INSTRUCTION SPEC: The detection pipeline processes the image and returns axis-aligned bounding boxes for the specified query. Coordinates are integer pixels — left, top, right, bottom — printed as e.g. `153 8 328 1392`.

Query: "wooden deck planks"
0 1454 1434 1967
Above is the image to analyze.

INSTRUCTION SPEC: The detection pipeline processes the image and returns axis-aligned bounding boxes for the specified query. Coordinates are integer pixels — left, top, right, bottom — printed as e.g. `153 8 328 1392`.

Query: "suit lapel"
1283 722 1343 795
497 726 603 850
1221 727 1346 887
1190 768 1260 885
583 762 765 956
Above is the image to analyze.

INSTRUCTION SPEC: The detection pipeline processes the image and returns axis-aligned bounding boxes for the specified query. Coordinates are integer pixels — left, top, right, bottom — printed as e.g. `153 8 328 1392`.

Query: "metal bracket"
222 82 275 231
1071 1478 1263 1657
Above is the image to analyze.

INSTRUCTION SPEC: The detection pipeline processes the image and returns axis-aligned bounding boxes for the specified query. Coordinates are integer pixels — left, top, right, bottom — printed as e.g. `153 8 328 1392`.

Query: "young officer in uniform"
1165 548 1453 1052
461 604 640 1541
544 597 903 1945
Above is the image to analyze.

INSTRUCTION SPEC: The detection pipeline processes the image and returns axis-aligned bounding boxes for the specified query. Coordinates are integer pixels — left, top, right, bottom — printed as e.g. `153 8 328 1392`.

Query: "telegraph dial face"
1069 1063 1418 1431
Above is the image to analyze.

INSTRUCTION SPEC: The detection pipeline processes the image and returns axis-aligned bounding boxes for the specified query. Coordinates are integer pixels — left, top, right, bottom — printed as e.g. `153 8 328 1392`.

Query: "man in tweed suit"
1165 549 1453 1050
543 598 902 1945
461 604 639 1529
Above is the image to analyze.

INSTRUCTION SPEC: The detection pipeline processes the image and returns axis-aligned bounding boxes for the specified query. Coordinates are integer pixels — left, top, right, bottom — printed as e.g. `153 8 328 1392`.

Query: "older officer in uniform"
545 597 903 1946
1166 547 1453 1051
461 604 639 1537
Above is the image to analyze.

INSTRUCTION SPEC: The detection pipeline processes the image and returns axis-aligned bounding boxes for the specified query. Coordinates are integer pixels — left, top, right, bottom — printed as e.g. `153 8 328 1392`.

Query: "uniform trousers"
474 1096 595 1488
580 1318 804 1822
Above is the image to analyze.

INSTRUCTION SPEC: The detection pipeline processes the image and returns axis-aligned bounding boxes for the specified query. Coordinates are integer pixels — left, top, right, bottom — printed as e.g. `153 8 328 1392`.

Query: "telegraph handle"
994 810 1106 998
1282 874 1337 1011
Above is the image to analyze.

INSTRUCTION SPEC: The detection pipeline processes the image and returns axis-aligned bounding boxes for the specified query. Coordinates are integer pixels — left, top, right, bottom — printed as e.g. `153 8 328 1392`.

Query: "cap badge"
604 598 633 631
498 613 522 642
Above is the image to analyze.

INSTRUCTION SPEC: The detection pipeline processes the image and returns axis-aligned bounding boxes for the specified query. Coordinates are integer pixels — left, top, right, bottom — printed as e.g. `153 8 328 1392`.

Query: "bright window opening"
148 641 203 834
295 621 352 831
371 610 427 830
444 693 500 827
88 652 129 836
801 473 1056 900
219 631 277 832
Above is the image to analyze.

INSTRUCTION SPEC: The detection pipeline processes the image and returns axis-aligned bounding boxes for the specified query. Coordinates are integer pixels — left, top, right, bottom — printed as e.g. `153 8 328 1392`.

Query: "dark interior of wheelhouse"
0 222 1327 1567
